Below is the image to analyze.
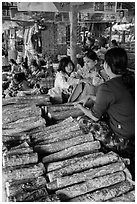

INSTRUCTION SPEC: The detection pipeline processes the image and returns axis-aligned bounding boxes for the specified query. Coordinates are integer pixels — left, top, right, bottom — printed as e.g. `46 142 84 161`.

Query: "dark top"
92 77 135 138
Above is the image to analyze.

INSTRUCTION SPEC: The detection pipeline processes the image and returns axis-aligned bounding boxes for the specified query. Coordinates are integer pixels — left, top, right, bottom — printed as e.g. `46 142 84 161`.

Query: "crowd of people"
2 53 55 98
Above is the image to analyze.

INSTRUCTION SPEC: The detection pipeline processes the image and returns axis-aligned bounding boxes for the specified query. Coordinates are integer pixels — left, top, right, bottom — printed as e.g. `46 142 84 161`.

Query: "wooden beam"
69 4 77 66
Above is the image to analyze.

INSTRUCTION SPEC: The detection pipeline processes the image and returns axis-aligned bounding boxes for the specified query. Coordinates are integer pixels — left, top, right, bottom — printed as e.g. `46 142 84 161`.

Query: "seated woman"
5 72 40 97
9 59 21 74
68 50 105 103
48 56 78 104
75 47 135 179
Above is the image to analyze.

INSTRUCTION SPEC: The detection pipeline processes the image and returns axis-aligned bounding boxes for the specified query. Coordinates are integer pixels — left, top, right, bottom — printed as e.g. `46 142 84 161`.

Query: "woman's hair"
87 37 95 46
30 59 38 67
111 39 118 47
14 72 26 83
77 57 84 67
10 59 18 65
104 47 128 75
98 37 108 48
84 50 98 62
57 57 75 73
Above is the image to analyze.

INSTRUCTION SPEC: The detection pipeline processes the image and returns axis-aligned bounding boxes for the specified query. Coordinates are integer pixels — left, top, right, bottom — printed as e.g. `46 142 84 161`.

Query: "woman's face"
104 61 109 75
65 62 74 74
83 56 96 71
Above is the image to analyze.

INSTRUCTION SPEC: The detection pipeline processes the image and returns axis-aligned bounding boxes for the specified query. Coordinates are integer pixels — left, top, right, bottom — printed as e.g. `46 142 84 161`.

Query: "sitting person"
9 59 21 74
68 50 105 103
5 72 30 97
48 56 78 104
111 39 119 48
5 72 40 97
75 47 135 180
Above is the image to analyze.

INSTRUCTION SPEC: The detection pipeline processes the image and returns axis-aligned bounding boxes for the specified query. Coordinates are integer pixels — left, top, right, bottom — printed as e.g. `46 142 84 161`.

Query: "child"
48 57 78 104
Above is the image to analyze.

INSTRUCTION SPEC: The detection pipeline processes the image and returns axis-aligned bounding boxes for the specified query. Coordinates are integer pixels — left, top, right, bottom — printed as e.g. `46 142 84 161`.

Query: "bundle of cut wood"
2 142 59 202
2 104 42 124
2 97 135 202
2 102 46 148
31 118 135 202
2 94 50 106
45 151 135 202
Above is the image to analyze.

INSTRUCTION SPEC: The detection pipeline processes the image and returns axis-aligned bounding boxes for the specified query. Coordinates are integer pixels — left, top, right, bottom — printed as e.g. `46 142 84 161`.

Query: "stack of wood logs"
2 142 60 202
2 95 135 202
2 95 59 202
2 95 48 148
31 117 135 202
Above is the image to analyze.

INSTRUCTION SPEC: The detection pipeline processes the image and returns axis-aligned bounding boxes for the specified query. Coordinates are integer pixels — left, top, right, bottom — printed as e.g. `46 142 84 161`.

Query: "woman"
75 47 135 179
9 59 20 74
68 50 105 103
48 57 78 104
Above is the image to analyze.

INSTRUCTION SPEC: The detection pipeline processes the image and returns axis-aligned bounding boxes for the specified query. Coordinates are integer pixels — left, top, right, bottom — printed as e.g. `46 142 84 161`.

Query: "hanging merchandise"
24 26 38 65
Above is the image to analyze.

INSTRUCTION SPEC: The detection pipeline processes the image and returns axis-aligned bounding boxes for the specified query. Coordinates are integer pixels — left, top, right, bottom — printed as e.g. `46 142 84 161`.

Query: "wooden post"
122 30 125 44
69 4 77 66
109 23 112 46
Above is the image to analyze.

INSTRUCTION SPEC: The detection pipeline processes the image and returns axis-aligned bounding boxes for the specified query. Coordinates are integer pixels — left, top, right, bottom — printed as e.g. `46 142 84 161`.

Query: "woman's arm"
75 103 99 121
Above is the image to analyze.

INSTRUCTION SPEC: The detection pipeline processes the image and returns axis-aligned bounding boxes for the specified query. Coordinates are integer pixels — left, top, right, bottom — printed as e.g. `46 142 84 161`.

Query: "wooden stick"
36 129 83 145
8 187 48 202
32 122 80 144
69 180 134 202
56 171 126 200
47 151 119 182
42 140 101 164
47 151 102 172
107 189 135 202
35 132 94 154
3 163 45 182
3 152 38 168
6 176 46 197
47 161 126 190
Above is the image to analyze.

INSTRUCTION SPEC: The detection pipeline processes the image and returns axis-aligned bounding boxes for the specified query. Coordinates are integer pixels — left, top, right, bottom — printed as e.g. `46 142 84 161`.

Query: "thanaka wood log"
2 105 41 124
30 117 75 141
2 118 45 136
2 133 30 143
31 118 79 141
33 194 60 202
47 104 74 112
36 129 83 145
107 190 135 202
69 180 134 202
6 176 47 197
8 187 48 202
46 151 119 182
47 161 126 190
48 109 83 121
6 141 33 155
47 151 102 172
35 132 94 154
3 152 38 168
56 171 126 200
2 94 50 106
3 115 44 129
42 140 101 164
3 163 45 182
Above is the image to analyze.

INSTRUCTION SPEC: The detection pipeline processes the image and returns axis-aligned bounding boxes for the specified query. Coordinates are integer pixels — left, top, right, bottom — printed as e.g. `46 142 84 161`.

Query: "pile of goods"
2 95 135 202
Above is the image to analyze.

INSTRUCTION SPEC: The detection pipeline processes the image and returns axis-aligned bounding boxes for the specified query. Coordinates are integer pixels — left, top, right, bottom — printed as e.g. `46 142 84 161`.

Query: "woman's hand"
74 102 83 109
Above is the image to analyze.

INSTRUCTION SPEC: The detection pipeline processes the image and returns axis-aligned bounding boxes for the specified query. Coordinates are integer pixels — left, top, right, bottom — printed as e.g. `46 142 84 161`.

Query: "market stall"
2 2 135 202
